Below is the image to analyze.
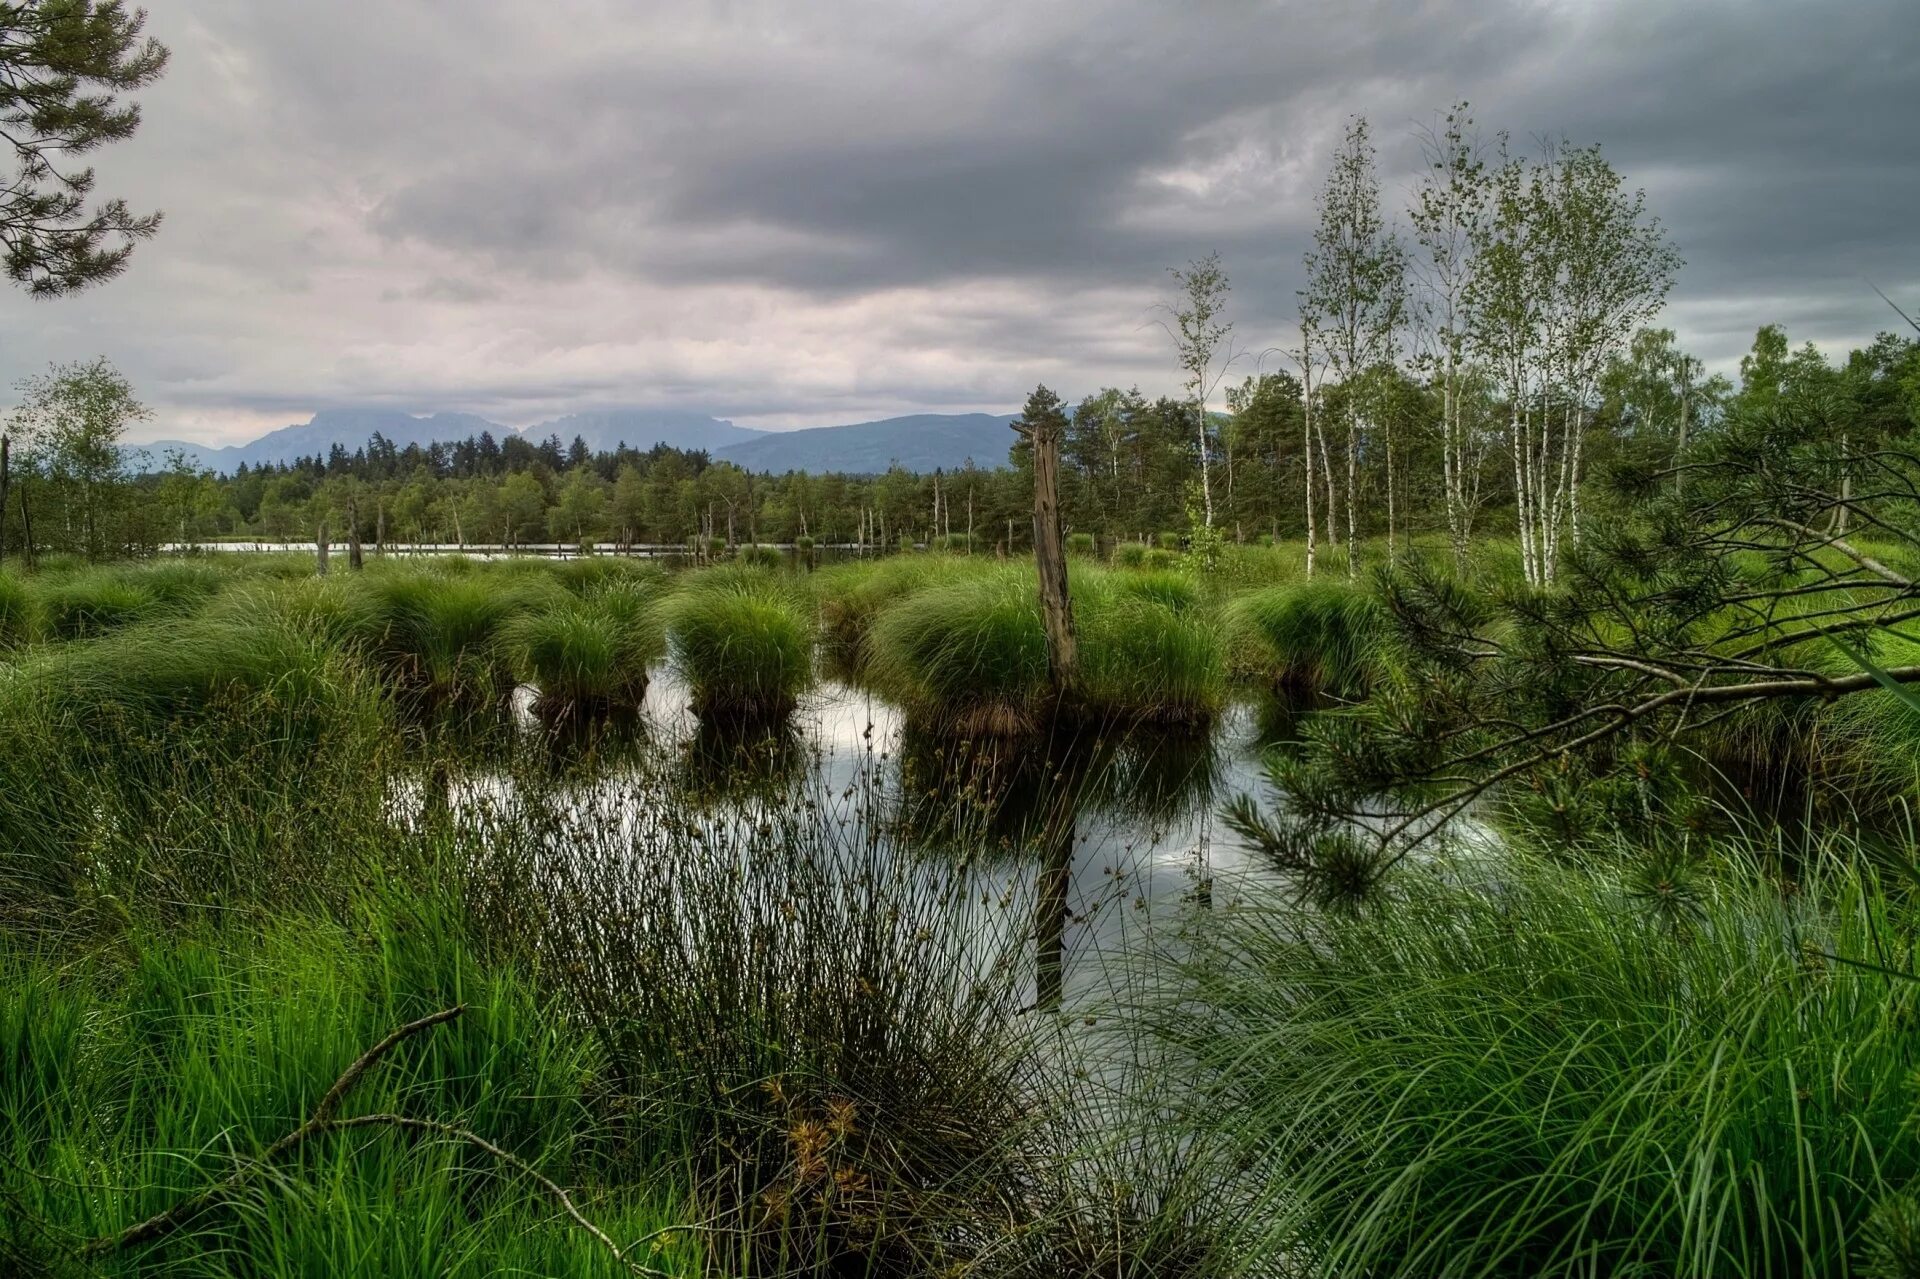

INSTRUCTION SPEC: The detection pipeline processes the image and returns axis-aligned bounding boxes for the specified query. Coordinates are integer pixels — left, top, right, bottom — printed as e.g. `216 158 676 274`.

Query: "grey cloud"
0 0 1914 444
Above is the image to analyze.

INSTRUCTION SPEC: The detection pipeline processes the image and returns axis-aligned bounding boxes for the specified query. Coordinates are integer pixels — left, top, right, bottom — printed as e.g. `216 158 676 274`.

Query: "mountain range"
141 408 1018 475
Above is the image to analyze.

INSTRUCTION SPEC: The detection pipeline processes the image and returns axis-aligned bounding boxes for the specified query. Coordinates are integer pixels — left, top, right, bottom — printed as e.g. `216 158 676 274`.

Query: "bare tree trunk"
0 436 9 569
316 522 330 576
347 498 364 571
1030 415 1077 695
1302 350 1317 579
1345 402 1359 579
1195 401 1215 527
375 497 386 556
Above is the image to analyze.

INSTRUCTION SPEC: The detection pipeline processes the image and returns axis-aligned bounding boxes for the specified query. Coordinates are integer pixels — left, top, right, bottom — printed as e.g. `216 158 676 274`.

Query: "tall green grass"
1229 577 1386 697
867 568 1050 735
0 611 394 930
1161 841 1920 1277
1078 586 1225 728
503 583 664 715
812 553 984 670
665 567 814 722
0 898 698 1277
354 570 551 708
867 566 1226 734
36 572 160 638
0 571 35 647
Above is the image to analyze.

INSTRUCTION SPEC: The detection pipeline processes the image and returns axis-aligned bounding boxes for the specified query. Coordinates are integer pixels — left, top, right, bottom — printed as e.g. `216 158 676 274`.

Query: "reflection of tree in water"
679 718 808 804
892 717 1224 1011
894 718 1221 846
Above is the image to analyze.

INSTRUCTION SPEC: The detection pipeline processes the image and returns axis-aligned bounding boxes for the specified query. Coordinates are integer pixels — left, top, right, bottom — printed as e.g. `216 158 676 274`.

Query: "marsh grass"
0 613 394 932
504 584 665 717
1229 577 1386 697
36 572 160 638
0 896 699 1278
354 571 552 712
666 566 815 723
0 571 35 646
867 568 1050 736
813 554 983 672
1159 839 1920 1277
480 768 1051 1276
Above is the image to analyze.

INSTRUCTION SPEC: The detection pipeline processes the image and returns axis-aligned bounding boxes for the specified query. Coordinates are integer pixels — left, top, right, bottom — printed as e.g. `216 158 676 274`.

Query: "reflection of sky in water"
490 663 1289 1012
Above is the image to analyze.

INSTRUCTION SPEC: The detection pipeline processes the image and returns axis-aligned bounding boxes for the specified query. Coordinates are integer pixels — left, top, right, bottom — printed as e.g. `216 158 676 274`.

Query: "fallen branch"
80 1004 679 1278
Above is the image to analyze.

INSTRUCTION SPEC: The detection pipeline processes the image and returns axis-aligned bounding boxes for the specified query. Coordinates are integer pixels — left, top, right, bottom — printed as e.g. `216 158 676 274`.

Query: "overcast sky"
2 0 1915 446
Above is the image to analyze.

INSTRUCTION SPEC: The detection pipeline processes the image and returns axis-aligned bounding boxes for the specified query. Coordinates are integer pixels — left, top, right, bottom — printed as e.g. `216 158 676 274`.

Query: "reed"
665 567 814 722
1157 838 1920 1277
1229 577 1386 697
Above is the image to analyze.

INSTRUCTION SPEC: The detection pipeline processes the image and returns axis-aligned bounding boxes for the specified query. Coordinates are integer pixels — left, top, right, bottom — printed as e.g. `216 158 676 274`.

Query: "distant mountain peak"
137 407 1015 474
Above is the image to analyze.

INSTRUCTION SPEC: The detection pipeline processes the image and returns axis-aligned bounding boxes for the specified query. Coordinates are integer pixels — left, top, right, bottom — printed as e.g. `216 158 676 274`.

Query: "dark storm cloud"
1 0 1914 442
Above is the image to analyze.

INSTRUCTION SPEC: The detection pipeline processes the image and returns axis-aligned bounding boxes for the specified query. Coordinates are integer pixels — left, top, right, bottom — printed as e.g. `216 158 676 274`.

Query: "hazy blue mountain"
143 409 507 471
525 409 762 455
713 413 1018 473
136 407 1017 475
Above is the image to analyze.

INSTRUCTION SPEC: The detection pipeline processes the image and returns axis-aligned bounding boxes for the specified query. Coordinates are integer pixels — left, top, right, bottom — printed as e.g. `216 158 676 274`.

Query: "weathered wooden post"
347 497 364 571
316 521 330 576
375 496 386 557
1014 385 1076 698
0 434 9 568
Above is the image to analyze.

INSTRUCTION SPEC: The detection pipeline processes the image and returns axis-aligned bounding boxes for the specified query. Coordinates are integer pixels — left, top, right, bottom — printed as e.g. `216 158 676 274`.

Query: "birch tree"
1301 117 1406 575
1162 253 1236 528
1409 104 1494 572
1470 138 1677 585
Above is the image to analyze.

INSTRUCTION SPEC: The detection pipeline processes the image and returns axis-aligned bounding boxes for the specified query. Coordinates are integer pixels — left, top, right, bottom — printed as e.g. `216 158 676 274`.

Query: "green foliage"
35 571 157 637
665 567 814 722
0 905 696 1276
1112 541 1150 569
1230 577 1386 697
1067 531 1096 557
1163 844 1920 1276
0 3 169 295
867 568 1050 735
353 570 546 707
503 585 664 712
812 554 982 670
0 570 35 646
1077 584 1224 728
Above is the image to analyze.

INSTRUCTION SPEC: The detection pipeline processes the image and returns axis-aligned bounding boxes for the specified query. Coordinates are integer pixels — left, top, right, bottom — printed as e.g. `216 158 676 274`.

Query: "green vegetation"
867 568 1050 735
666 566 815 722
1229 578 1385 697
1164 842 1920 1277
504 582 664 715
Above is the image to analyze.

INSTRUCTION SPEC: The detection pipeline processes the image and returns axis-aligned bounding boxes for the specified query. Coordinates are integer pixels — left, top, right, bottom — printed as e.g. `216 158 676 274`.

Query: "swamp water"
406 669 1297 1015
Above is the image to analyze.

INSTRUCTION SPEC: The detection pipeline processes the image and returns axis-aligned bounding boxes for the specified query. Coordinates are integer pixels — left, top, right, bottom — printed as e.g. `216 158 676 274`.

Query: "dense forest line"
2 318 1914 562
7 110 1916 567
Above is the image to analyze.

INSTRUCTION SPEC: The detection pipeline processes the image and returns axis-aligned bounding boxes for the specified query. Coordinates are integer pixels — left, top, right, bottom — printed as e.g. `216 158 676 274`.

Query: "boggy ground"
5 544 1920 1277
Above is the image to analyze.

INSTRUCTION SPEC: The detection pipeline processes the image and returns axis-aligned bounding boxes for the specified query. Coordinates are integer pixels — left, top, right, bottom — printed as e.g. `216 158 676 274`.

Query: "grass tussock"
868 566 1226 734
1230 577 1386 697
666 566 814 723
503 583 665 715
812 554 985 670
0 571 35 647
867 568 1051 736
354 570 551 709
1162 841 1920 1277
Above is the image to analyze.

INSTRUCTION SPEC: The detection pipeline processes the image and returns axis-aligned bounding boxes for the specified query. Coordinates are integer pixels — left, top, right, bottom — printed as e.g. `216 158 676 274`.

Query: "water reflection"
476 664 1285 1012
